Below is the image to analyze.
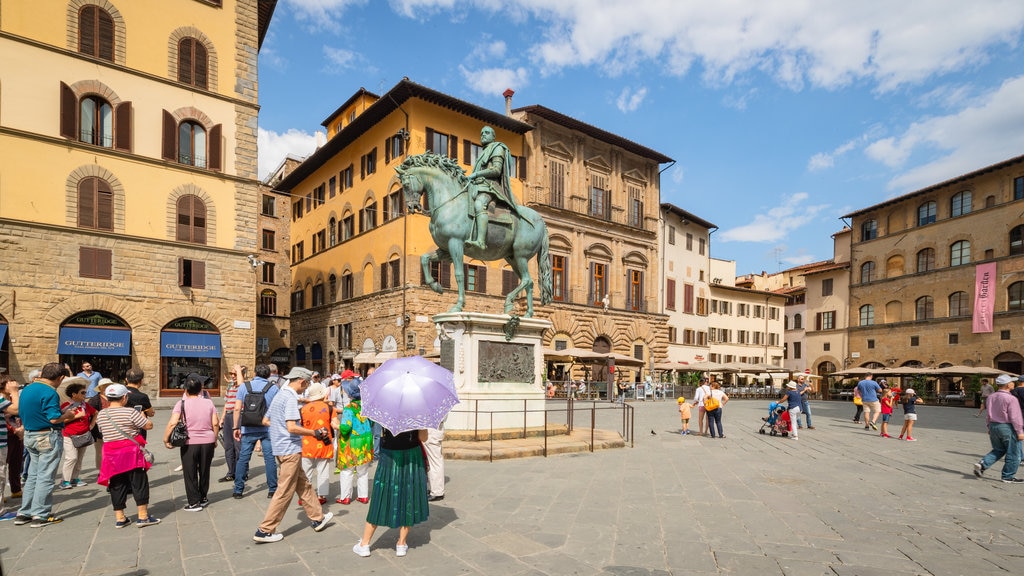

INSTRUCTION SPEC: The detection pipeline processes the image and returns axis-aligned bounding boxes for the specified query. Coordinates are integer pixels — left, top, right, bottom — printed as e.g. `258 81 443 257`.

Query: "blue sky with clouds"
257 0 1024 275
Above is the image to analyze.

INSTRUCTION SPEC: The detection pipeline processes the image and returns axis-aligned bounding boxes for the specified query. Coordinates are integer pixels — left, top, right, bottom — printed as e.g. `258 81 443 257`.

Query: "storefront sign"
160 331 222 358
57 327 131 355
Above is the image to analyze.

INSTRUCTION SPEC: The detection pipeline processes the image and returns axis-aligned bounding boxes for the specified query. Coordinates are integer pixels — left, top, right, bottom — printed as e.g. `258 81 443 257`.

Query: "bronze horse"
396 154 552 317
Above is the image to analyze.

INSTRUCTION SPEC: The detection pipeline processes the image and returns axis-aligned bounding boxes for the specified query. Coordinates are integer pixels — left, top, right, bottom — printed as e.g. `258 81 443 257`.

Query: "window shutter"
97 248 112 278
97 181 113 230
192 260 206 289
384 137 391 164
380 263 387 289
79 247 94 277
79 6 96 55
60 82 77 139
162 110 176 160
463 140 471 164
588 262 595 304
382 194 389 220
208 124 222 171
360 155 365 179
518 155 526 179
97 9 114 61
178 39 192 83
478 267 487 293
449 135 458 159
78 180 95 227
114 101 131 151
193 199 207 244
425 128 435 153
178 257 185 286
440 263 451 288
194 42 208 89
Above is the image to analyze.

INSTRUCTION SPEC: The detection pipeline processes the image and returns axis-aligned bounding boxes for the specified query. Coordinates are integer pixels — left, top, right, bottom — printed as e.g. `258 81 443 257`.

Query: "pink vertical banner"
973 262 997 333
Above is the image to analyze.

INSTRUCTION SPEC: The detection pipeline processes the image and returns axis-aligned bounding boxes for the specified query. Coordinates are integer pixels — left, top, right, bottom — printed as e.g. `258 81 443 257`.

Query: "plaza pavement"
2 398 1023 575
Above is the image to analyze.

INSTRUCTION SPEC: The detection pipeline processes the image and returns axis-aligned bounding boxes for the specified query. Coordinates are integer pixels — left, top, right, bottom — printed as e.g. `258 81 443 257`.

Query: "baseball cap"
105 383 129 398
283 367 314 381
340 369 357 380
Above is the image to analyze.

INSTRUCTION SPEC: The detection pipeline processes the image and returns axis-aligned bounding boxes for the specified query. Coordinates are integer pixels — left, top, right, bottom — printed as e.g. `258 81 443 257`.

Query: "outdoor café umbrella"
359 356 459 434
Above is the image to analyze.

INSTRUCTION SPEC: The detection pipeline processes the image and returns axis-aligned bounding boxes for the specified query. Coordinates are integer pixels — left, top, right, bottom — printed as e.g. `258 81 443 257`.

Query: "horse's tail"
538 228 553 305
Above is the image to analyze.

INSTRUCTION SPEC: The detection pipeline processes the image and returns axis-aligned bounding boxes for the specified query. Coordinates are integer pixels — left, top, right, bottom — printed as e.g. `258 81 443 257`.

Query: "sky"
257 0 1024 275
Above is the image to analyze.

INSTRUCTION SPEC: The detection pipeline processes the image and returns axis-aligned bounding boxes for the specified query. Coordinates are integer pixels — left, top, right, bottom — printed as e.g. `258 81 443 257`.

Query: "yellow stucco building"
0 0 276 396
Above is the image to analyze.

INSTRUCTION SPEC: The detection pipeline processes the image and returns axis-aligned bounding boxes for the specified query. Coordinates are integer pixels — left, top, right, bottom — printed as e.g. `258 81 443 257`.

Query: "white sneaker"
353 541 371 557
396 544 409 557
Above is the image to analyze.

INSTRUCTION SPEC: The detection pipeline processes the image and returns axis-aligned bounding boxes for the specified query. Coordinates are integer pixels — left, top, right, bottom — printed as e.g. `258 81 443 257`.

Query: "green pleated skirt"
366 445 429 528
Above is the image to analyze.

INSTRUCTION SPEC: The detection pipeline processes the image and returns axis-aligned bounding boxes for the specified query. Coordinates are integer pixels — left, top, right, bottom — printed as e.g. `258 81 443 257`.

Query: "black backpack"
238 381 269 427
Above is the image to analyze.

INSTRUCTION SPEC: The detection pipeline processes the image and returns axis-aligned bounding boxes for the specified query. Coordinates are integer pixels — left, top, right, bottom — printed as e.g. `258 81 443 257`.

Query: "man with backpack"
232 364 279 499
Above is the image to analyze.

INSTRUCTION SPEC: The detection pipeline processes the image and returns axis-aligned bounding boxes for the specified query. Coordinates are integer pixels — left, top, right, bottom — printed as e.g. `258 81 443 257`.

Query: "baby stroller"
758 401 790 436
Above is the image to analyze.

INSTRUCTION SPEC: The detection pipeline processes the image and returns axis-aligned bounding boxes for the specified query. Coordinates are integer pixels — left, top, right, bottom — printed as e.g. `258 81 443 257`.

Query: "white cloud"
807 137 862 172
322 45 362 73
285 0 368 29
391 1 1024 92
459 64 530 96
615 86 647 113
258 127 319 181
867 74 1024 191
717 192 830 243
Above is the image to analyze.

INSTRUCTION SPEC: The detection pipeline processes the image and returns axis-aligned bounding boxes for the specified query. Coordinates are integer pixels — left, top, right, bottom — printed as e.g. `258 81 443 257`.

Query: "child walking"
677 397 691 435
879 387 894 438
898 388 924 441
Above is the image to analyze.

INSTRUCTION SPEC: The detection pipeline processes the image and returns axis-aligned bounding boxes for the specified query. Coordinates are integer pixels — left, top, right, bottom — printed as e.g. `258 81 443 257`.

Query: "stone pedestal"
434 312 550 431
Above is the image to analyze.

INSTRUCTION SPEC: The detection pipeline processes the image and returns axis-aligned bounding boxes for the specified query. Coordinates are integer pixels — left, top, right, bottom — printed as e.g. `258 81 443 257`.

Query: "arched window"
1009 281 1024 311
329 274 337 303
917 201 937 226
950 240 971 266
916 248 935 272
176 194 207 244
341 272 354 300
951 190 972 217
312 282 325 307
78 5 114 61
78 176 113 230
80 95 113 147
948 291 970 317
259 289 277 315
859 304 874 326
59 83 131 151
793 314 802 329
915 296 934 320
860 261 876 283
1010 225 1024 256
177 37 208 89
860 219 877 241
178 121 207 167
329 217 337 246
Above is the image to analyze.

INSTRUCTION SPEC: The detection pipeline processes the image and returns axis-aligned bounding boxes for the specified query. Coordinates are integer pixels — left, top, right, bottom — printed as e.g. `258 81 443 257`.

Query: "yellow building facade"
0 0 276 395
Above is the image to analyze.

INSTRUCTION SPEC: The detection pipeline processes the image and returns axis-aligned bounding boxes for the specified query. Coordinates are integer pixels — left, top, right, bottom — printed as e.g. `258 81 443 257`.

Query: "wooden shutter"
178 38 192 83
192 260 205 289
463 140 471 164
449 135 458 159
80 247 111 279
78 179 95 227
666 279 676 309
478 267 487 293
588 262 595 304
208 124 222 171
194 42 208 89
60 82 77 139
384 137 391 164
79 6 96 55
192 198 207 244
360 154 365 179
96 247 112 278
162 110 176 160
425 128 435 153
380 263 387 289
97 9 114 61
97 180 113 230
114 101 131 151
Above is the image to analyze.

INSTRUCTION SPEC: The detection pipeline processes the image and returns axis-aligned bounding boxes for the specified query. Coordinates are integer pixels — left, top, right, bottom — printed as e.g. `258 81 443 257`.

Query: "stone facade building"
0 0 276 395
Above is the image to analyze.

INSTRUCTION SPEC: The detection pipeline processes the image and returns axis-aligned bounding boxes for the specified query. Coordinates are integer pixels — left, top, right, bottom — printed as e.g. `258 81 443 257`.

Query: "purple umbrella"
359 356 458 434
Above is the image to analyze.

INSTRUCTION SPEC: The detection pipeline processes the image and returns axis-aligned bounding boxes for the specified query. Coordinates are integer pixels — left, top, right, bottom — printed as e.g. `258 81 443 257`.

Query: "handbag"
168 400 190 447
103 410 155 465
70 431 95 448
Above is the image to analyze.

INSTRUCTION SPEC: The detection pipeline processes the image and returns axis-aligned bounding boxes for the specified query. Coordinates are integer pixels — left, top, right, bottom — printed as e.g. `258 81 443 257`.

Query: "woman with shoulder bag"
96 384 159 528
705 381 729 439
163 373 219 512
59 378 96 489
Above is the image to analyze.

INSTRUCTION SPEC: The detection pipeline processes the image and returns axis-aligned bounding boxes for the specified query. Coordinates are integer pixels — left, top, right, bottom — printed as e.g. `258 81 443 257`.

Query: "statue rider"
466 126 520 250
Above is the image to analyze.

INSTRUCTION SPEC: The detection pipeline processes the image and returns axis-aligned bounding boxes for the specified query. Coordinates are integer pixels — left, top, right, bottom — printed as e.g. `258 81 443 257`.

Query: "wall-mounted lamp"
397 128 410 142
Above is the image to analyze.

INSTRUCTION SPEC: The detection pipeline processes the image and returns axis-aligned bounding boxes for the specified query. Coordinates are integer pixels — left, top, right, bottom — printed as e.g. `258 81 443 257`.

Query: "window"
950 240 971 266
257 337 269 354
176 195 207 244
699 237 706 255
861 219 877 241
738 303 748 316
793 342 802 359
1002 330 1012 340
78 6 114 61
179 258 205 288
949 291 970 317
590 263 607 306
80 96 113 147
697 297 708 316
329 274 337 302
340 323 352 349
261 195 276 216
754 305 764 318
628 185 643 228
341 166 353 190
683 284 694 314
360 202 377 233
464 264 486 293
385 134 405 163
78 177 113 230
261 229 275 251
859 304 874 326
668 327 677 343
313 184 325 208
425 128 456 159
550 160 566 208
292 200 303 220
552 255 567 302
361 148 377 178
823 343 830 351
821 278 833 296
383 191 404 222
177 38 208 89
291 241 304 263
312 283 324 307
949 333 959 344
1010 225 1024 256
951 190 971 217
329 176 336 199
867 339 875 349
626 270 644 311
915 296 934 320
341 272 354 300
1009 281 1024 310
860 261 876 283
793 314 802 329
686 233 693 251
259 289 277 315
313 229 326 254
79 246 112 279
329 218 337 246
428 262 453 289
291 290 304 312
501 269 516 295
917 201 937 226
261 262 275 284
162 112 221 170
341 215 354 240
1015 176 1024 200
916 248 935 272
668 226 675 245
380 260 401 290
666 279 676 310
910 336 920 346
589 174 611 219
815 311 835 330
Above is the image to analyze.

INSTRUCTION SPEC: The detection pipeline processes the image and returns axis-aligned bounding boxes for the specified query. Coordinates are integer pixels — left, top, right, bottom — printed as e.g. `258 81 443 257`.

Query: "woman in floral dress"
336 378 373 504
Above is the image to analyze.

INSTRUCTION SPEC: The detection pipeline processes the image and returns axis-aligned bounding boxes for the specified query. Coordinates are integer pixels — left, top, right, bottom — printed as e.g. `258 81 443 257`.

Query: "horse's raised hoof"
429 282 443 294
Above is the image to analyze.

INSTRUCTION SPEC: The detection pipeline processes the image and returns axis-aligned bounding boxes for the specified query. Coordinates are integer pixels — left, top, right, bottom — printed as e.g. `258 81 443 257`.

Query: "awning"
0 324 7 344
375 351 399 363
353 351 376 364
57 326 131 356
160 331 222 358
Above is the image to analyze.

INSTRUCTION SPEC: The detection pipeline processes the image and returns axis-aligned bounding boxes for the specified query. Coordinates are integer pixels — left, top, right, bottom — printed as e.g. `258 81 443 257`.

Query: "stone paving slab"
2 399 1023 575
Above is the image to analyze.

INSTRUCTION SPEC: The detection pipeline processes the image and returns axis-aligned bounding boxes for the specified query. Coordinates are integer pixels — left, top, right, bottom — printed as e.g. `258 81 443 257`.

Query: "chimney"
503 88 515 116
